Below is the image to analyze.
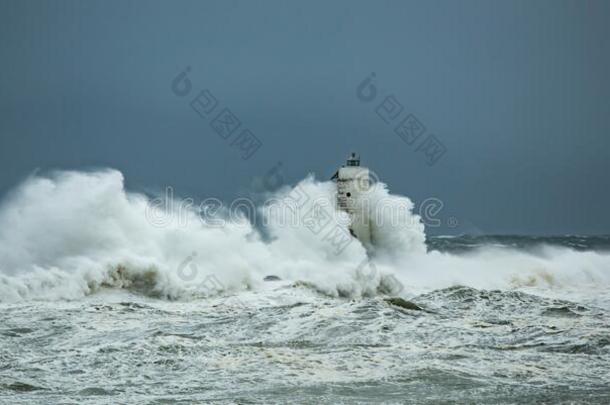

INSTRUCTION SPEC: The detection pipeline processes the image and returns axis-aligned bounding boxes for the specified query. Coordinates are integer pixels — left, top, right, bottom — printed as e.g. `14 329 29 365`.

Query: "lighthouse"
331 153 373 249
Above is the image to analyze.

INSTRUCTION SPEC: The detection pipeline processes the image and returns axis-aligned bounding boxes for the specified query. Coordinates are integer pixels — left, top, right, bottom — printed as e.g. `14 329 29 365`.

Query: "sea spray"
0 169 608 302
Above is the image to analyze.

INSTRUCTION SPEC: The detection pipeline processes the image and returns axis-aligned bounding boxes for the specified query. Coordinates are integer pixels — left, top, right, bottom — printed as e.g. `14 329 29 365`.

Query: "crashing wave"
0 169 608 302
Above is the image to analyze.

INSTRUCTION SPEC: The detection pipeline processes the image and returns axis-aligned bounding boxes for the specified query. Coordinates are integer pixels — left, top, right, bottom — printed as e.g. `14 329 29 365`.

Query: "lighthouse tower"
331 153 373 248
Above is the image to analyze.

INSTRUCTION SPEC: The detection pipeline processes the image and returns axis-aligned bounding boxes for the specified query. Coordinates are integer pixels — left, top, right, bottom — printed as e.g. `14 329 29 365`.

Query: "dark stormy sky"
1 0 609 235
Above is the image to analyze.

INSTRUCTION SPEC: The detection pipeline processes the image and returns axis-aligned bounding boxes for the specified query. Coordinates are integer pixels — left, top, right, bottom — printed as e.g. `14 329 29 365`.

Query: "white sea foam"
0 169 608 302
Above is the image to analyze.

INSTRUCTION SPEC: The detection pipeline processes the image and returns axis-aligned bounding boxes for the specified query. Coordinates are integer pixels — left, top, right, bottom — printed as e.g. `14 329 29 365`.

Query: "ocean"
0 170 609 404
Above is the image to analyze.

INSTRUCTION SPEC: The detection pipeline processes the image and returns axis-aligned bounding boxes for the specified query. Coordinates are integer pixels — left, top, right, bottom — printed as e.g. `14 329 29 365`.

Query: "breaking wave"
0 169 608 302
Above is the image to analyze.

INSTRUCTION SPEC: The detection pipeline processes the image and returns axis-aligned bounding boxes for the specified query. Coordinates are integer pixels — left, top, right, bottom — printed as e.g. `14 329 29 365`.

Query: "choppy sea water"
1 171 609 404
2 235 609 404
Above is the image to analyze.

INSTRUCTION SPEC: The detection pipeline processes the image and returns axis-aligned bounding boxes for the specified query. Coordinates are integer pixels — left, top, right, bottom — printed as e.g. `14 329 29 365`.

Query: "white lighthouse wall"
337 167 372 247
